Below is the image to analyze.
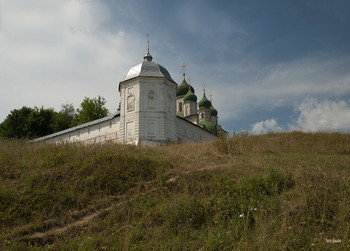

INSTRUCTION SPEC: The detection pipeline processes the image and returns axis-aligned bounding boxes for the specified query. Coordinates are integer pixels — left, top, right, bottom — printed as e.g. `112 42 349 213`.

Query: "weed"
0 132 349 250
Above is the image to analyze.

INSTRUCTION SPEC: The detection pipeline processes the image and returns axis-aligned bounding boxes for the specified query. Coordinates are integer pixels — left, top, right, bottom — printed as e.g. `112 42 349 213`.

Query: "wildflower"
178 220 181 223
175 210 179 213
189 202 192 204
239 213 244 218
188 218 192 222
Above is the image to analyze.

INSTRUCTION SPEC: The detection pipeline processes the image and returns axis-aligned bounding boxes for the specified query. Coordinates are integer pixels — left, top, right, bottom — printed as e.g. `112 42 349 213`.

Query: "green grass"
0 132 349 250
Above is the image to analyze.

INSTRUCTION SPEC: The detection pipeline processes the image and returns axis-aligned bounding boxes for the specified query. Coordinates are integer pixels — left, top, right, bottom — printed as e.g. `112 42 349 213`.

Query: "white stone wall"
176 117 217 143
118 79 141 144
39 114 216 145
198 108 212 122
176 97 184 115
43 117 120 144
183 101 197 117
119 77 177 144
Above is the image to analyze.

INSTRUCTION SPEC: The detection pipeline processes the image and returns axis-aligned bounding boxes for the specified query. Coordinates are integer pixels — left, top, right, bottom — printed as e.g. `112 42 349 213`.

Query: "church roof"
199 120 218 134
183 87 197 103
120 60 176 84
210 105 218 116
198 93 212 109
176 78 195 98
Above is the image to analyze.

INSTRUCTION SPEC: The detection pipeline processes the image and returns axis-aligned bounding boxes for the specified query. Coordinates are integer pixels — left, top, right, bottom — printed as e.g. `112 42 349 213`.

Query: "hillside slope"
0 132 349 250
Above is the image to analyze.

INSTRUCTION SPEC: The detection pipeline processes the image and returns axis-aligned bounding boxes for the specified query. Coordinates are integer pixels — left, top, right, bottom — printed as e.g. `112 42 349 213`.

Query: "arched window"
178 102 183 112
186 105 190 115
147 90 156 109
127 94 135 112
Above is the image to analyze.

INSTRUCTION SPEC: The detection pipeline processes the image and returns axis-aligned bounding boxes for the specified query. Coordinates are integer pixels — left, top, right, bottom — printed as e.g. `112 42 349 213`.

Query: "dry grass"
0 131 349 250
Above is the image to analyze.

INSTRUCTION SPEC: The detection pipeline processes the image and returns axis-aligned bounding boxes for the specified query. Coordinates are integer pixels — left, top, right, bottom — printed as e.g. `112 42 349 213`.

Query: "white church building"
34 46 225 145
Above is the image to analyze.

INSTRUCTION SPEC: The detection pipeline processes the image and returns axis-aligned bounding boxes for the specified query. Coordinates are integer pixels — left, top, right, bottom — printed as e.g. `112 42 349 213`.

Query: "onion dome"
183 86 197 103
176 76 195 98
210 105 218 116
198 93 212 109
209 95 218 116
199 120 218 134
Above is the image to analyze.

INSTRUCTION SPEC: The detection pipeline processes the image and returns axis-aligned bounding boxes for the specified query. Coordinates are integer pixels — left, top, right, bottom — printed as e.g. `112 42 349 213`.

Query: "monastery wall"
42 117 120 144
176 117 217 143
33 51 224 146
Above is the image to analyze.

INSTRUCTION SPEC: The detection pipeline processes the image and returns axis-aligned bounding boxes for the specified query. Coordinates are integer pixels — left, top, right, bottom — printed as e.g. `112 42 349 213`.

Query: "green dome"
199 120 218 134
210 105 218 116
198 93 212 109
183 87 197 103
176 79 194 98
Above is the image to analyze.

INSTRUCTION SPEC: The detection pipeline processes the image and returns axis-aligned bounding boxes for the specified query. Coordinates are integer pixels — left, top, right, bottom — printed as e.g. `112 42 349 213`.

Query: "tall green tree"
0 106 56 139
51 103 78 131
60 103 77 125
0 96 109 139
76 96 109 124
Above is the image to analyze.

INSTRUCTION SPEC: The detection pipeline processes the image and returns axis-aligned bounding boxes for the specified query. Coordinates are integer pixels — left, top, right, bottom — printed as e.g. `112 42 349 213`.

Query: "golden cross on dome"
188 76 191 86
202 82 206 94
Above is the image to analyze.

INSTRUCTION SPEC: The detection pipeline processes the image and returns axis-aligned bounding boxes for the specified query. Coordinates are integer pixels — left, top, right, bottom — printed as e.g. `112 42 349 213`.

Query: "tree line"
0 96 109 139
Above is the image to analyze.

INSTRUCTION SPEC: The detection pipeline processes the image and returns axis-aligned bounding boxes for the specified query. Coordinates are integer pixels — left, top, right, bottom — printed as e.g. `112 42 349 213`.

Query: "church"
34 44 226 145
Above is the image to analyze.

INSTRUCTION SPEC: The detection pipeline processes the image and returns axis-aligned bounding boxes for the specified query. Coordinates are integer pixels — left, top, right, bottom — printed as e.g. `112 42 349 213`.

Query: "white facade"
34 52 220 145
118 77 178 145
34 113 120 144
176 117 217 142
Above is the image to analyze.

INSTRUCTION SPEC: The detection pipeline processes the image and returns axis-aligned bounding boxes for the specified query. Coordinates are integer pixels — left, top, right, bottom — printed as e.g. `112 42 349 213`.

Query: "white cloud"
251 119 282 134
0 0 145 122
290 97 350 132
217 53 350 121
250 97 350 134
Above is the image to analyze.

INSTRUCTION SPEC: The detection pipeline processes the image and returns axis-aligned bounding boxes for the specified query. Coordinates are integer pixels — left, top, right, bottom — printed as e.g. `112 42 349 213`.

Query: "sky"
1 0 350 135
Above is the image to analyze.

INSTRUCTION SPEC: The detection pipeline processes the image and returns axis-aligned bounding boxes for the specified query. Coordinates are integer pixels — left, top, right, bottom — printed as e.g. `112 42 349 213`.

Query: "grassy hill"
0 132 349 250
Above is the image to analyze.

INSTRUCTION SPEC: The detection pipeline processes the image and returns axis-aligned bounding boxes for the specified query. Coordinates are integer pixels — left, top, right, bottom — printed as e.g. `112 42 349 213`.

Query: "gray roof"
32 112 120 142
121 60 176 84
